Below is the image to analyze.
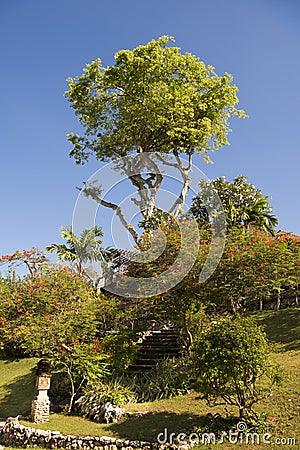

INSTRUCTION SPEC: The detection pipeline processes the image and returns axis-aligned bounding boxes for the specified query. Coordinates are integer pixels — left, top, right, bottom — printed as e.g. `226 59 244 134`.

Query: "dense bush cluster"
0 222 296 419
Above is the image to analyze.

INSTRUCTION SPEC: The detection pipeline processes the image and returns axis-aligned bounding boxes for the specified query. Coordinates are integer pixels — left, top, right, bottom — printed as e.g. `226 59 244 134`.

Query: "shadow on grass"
0 369 36 418
252 308 300 351
105 411 235 442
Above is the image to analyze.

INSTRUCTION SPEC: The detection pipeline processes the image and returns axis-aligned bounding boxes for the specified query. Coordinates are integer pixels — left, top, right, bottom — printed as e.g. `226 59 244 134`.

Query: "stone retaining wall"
0 418 190 450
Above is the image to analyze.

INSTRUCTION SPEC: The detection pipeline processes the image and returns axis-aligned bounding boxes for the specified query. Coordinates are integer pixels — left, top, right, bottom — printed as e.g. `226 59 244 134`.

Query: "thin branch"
83 185 139 244
169 151 193 218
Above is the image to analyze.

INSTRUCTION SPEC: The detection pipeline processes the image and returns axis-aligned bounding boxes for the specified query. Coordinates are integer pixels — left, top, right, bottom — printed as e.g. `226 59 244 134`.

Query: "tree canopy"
190 175 278 234
66 36 246 165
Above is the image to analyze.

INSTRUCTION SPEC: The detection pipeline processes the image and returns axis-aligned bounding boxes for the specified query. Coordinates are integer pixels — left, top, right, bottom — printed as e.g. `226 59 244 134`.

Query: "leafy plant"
100 331 137 374
128 356 193 402
191 175 278 234
192 315 284 419
65 36 246 243
52 342 111 413
46 225 117 280
76 378 137 419
0 266 100 357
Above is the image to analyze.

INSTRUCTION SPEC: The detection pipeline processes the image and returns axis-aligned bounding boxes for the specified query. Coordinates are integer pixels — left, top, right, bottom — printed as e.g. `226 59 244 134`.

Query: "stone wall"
0 418 190 450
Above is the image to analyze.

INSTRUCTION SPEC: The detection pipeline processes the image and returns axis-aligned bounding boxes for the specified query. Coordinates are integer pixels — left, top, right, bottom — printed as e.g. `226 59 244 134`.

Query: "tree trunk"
276 291 281 311
239 406 244 418
183 316 193 352
67 368 75 414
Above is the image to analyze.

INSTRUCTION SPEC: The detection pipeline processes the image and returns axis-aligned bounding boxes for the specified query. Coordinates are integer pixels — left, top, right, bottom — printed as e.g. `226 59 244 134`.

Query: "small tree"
46 225 116 280
192 315 283 419
0 265 111 412
52 341 110 413
0 266 100 356
191 175 278 234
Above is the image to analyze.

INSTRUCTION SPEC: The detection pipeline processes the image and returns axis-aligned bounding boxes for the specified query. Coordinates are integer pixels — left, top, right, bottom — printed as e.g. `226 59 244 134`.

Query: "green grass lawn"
1 309 299 450
0 356 38 417
250 308 300 351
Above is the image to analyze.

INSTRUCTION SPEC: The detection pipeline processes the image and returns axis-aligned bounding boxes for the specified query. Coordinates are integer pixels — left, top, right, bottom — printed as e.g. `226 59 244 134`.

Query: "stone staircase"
128 329 181 374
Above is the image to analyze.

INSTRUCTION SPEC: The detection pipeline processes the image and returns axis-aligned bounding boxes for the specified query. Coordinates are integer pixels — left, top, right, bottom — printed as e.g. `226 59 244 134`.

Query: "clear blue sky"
1 0 300 256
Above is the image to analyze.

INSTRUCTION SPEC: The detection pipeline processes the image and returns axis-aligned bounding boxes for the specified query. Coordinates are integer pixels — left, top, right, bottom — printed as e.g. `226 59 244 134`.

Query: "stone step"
141 334 178 339
149 333 178 337
129 363 154 369
139 344 179 349
141 339 178 342
138 348 179 354
140 339 179 344
134 357 178 365
138 346 180 353
128 328 181 374
133 358 158 365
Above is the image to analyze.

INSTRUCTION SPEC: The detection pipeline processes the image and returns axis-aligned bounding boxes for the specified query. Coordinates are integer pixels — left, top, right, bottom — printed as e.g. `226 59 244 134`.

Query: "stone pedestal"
31 398 50 423
31 359 52 423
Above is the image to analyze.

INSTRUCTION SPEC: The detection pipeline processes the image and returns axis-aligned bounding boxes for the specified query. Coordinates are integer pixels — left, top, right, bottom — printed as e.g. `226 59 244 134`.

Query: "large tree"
66 36 245 240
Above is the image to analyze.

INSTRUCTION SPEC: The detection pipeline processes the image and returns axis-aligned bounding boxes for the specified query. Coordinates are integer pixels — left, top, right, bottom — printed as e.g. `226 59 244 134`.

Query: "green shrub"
192 315 284 419
76 378 137 415
101 331 137 374
128 356 193 402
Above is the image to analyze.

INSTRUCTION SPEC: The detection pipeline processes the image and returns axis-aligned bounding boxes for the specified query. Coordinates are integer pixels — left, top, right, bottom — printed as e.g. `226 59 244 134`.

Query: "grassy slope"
0 356 38 417
1 309 299 450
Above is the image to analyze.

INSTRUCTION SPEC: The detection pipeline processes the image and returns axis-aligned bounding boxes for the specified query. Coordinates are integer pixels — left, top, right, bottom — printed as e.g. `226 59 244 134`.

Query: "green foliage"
46 225 116 279
201 226 299 311
192 315 284 419
125 224 299 322
52 341 111 413
46 225 104 263
77 378 137 412
191 175 278 234
101 331 137 374
182 307 212 346
65 36 246 164
128 357 193 402
55 342 110 385
138 207 172 231
0 266 100 357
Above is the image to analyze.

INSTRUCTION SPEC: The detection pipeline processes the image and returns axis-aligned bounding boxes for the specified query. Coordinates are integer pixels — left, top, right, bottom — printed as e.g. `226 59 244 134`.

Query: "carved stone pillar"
31 359 52 423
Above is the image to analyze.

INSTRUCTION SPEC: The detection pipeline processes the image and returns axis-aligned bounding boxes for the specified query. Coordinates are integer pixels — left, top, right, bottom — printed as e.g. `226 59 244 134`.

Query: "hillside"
0 309 299 449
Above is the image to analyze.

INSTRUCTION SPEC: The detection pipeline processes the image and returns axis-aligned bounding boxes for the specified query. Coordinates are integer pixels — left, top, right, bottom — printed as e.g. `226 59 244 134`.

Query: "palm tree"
243 196 278 235
46 225 116 278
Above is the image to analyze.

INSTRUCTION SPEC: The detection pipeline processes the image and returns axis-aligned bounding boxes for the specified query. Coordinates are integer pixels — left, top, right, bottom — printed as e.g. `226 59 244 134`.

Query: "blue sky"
0 0 300 256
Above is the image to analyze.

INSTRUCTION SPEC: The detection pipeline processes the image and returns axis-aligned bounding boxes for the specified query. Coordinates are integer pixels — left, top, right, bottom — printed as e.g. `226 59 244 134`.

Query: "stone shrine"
31 359 52 423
